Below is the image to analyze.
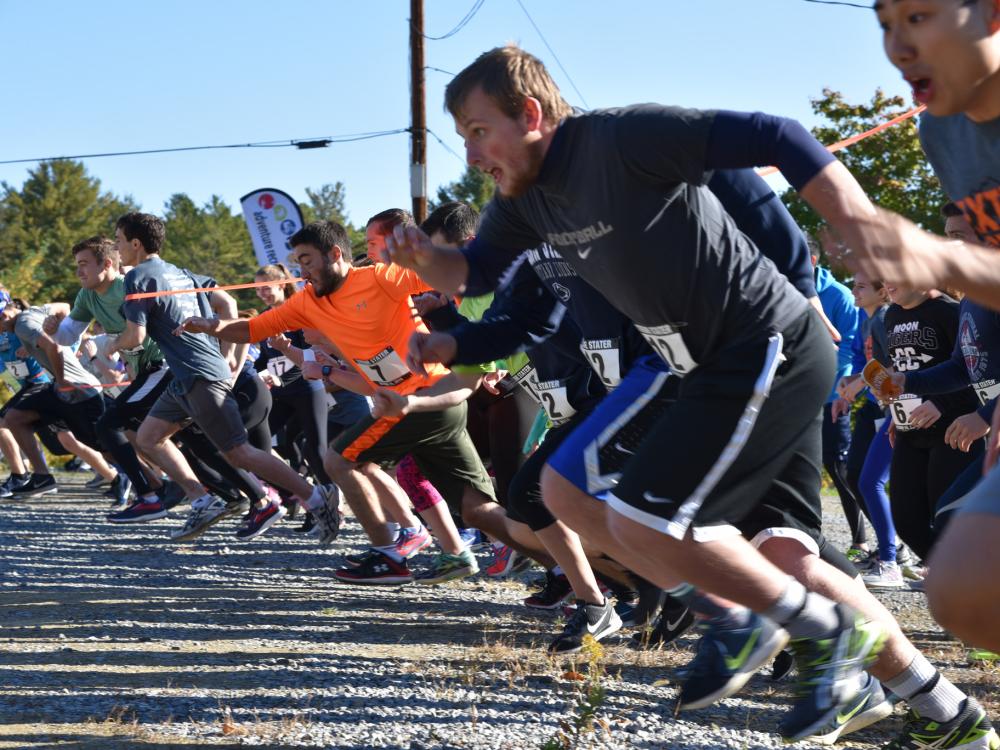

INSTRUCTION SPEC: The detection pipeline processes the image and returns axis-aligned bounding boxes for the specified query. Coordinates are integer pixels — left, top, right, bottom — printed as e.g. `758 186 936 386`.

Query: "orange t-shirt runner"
247 263 449 396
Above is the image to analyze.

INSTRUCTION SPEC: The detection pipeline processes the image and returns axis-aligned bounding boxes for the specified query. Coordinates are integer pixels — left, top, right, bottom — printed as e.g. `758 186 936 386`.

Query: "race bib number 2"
514 364 575 425
580 339 621 389
635 323 697 376
354 347 411 387
8 361 30 379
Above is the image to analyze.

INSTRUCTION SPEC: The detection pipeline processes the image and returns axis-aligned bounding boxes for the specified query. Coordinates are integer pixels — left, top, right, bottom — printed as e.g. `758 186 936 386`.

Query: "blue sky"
0 0 906 227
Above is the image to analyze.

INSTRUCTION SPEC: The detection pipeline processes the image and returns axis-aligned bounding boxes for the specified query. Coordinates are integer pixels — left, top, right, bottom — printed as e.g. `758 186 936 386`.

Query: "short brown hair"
72 235 119 271
289 220 352 262
366 208 414 235
116 212 165 254
445 45 572 124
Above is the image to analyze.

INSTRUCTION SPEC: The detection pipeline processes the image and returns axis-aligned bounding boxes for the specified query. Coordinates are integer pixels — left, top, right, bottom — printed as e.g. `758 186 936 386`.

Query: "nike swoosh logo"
577 246 593 259
836 693 870 725
643 491 673 505
614 442 635 455
723 627 762 671
665 611 689 631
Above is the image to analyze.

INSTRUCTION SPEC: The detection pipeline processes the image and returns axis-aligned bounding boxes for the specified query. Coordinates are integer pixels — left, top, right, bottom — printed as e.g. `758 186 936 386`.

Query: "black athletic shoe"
157 481 187 510
294 512 316 534
10 473 57 498
633 601 695 650
523 571 573 610
0 474 30 498
548 599 623 654
109 473 132 507
770 647 795 681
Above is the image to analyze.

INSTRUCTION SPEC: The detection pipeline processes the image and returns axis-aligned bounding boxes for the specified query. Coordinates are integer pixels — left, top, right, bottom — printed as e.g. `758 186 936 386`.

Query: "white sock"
885 653 965 723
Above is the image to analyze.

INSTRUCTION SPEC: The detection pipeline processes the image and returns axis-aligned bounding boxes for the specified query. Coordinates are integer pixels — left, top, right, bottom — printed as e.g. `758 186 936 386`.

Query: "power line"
425 65 456 77
427 128 467 167
514 0 589 109
422 0 486 40
799 0 872 9
0 129 409 166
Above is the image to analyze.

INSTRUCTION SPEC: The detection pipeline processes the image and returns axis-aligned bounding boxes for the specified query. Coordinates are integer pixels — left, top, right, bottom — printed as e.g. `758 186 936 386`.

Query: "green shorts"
331 400 495 515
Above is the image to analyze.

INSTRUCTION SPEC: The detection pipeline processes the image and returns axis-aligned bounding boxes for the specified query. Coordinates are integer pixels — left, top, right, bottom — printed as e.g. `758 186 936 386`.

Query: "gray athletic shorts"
148 378 247 453
958 464 1000 517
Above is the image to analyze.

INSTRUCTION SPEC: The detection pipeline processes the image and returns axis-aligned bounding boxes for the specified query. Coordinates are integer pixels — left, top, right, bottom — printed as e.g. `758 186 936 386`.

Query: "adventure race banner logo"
240 188 304 268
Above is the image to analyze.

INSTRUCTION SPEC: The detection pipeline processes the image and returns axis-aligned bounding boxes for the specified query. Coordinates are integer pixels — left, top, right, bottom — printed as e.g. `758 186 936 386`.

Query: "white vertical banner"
240 188 304 269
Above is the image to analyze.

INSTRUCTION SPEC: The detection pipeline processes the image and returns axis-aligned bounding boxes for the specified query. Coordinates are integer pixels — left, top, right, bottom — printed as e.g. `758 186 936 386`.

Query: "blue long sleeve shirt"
815 266 858 403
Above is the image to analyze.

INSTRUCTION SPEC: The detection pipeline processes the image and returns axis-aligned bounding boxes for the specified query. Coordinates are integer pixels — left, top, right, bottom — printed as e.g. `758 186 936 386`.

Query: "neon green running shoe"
414 550 479 585
969 649 1000 663
883 698 999 750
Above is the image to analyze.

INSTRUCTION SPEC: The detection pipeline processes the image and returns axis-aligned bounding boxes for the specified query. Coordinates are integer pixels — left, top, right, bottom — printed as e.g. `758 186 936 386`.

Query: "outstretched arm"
175 316 252 343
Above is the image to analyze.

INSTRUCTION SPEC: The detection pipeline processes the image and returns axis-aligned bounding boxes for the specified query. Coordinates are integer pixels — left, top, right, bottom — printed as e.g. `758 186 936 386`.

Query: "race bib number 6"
890 393 923 431
354 346 411 387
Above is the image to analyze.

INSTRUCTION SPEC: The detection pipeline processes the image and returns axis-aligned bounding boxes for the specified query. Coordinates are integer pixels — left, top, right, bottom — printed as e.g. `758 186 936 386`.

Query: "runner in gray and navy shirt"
384 45 976 744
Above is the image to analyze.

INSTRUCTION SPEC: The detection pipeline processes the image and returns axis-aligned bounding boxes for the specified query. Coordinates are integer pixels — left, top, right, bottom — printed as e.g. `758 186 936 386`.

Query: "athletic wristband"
302 348 317 363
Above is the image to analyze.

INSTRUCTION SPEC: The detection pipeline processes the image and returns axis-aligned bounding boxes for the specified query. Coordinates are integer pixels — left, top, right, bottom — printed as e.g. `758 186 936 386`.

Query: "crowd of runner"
1 1 998 747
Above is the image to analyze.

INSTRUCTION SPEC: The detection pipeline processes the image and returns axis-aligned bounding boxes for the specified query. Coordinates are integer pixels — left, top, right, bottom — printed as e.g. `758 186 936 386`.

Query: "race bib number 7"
354 347 411 387
635 323 697 376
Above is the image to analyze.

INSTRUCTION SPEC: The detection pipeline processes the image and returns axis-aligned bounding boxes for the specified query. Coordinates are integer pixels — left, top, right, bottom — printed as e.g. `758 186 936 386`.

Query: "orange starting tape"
757 105 926 178
56 381 132 392
124 278 305 301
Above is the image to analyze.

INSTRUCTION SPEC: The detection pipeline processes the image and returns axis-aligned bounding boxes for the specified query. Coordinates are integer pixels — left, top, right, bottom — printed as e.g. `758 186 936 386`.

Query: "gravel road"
1 472 997 749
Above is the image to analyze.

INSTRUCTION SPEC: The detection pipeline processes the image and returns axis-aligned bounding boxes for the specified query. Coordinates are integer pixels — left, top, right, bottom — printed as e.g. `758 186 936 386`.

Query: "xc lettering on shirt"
354 346 411 387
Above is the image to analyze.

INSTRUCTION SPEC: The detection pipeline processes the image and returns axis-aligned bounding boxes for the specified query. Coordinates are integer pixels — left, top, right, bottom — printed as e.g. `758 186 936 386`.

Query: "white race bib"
266 356 294 378
8 361 30 379
635 323 697 376
513 364 575 425
890 393 923 431
580 339 622 389
973 379 1000 407
354 347 411 387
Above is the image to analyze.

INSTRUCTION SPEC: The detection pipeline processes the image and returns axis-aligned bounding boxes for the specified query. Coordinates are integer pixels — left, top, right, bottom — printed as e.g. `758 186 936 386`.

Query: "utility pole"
409 0 427 224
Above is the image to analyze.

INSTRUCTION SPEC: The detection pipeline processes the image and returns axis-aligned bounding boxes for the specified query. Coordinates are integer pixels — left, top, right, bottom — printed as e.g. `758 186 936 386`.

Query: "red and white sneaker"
235 498 286 540
394 525 432 559
334 551 414 585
